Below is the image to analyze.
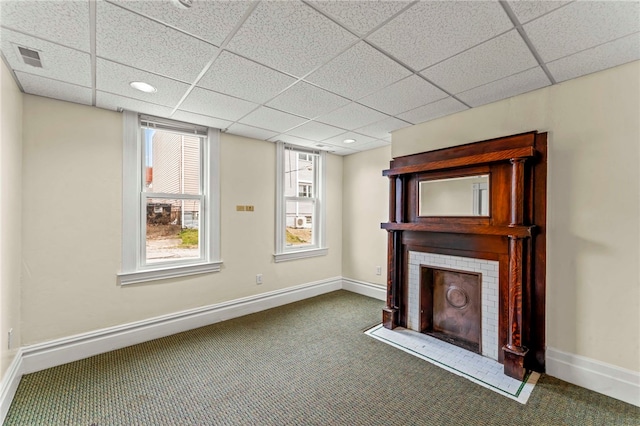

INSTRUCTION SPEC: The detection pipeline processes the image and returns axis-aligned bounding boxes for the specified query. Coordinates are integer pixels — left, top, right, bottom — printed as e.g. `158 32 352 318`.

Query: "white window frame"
274 142 327 262
118 111 222 285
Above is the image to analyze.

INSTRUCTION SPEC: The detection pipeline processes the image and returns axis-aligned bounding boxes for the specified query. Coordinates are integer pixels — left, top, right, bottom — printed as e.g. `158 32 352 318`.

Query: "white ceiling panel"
317 102 388 130
305 41 412 100
321 131 376 147
507 1 572 25
421 30 538 95
16 72 92 106
96 91 173 117
226 123 279 141
107 0 252 46
198 51 296 104
225 1 358 77
96 59 190 107
286 121 346 141
457 67 550 108
96 1 217 82
523 1 640 63
367 1 513 71
180 87 258 122
267 81 350 119
171 110 232 131
354 116 410 139
1 29 91 87
359 75 448 116
308 0 411 36
396 97 468 125
239 107 308 133
0 0 90 52
546 33 640 83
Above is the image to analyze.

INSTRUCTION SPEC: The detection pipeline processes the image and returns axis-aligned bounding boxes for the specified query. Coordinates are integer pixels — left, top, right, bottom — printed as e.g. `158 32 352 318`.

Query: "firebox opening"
420 266 482 355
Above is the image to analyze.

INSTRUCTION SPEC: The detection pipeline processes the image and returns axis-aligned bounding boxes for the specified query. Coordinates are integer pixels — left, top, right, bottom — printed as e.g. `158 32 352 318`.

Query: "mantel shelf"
380 222 534 238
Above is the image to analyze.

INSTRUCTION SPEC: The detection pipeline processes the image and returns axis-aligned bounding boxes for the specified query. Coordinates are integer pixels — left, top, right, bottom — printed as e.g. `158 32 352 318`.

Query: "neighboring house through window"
274 142 327 262
119 112 221 285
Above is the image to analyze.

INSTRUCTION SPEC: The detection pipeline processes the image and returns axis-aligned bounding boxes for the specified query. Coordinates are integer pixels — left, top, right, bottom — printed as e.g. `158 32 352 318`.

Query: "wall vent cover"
18 46 43 68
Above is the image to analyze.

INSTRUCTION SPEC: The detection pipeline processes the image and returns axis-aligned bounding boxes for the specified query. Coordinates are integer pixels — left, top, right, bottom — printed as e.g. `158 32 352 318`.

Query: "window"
119 112 221 285
274 142 327 262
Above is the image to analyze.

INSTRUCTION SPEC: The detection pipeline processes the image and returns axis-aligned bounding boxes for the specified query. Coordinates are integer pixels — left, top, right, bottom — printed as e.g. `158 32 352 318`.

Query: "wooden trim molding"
381 131 547 380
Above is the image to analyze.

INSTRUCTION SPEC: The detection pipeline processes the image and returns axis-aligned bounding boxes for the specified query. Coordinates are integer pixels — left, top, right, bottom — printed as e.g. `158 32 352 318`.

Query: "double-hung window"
119 112 221 285
274 142 327 262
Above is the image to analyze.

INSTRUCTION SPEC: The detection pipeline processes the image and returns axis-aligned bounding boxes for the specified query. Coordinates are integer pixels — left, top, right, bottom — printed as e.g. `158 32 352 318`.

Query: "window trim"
118 111 222 285
274 142 327 263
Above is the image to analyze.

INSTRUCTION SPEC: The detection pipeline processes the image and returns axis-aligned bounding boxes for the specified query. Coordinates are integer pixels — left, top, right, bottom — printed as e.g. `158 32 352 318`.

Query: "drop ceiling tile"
305 41 412 100
421 30 538 94
523 1 640 63
321 131 376 148
226 123 279 141
96 1 217 82
546 33 640 83
198 51 296 104
321 144 358 156
354 116 410 139
0 0 89 51
225 1 358 77
171 110 232 130
286 121 346 141
359 75 448 116
308 0 411 36
507 1 571 25
96 91 173 117
272 134 315 146
16 72 92 106
108 0 252 46
239 107 308 133
457 67 550 108
367 1 513 70
317 102 388 130
96 59 190 107
267 81 350 119
396 97 468 125
180 87 258 122
1 29 91 87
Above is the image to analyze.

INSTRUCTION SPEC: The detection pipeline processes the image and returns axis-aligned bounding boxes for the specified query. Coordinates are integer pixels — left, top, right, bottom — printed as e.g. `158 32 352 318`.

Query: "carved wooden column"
504 158 529 380
383 176 399 329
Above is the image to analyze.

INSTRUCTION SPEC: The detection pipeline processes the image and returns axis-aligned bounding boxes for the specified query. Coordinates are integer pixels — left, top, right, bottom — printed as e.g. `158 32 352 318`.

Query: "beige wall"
20 96 342 345
342 146 390 285
0 61 23 377
391 61 640 372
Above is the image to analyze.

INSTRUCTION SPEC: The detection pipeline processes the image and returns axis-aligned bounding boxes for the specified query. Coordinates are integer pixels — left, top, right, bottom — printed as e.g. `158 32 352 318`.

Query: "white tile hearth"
407 251 499 360
365 324 539 404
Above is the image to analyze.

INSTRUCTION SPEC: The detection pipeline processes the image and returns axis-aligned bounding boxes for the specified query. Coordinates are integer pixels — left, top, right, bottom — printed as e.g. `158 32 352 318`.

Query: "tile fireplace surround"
407 251 499 361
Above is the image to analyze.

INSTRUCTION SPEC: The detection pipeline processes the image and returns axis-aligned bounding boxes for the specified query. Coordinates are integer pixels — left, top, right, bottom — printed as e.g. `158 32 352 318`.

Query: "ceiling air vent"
18 46 43 68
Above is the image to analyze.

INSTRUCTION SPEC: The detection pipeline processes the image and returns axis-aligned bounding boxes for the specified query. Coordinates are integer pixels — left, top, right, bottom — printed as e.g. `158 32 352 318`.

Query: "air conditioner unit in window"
295 216 306 228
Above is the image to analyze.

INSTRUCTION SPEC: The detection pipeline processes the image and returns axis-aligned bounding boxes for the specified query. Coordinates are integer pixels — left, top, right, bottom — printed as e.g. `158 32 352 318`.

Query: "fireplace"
381 131 547 380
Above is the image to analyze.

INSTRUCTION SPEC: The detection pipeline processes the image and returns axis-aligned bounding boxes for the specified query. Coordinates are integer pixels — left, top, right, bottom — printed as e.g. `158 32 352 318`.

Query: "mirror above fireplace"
418 174 489 217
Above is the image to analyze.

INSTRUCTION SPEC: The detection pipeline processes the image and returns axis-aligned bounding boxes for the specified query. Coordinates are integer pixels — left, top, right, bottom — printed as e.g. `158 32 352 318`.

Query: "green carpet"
5 290 640 425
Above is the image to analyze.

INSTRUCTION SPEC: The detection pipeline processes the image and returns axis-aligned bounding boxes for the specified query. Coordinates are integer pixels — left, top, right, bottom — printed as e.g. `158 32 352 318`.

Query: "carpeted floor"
5 290 640 425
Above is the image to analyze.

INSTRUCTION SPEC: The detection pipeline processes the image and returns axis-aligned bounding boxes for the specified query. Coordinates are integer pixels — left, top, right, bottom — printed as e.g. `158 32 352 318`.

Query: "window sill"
273 248 328 263
118 261 223 285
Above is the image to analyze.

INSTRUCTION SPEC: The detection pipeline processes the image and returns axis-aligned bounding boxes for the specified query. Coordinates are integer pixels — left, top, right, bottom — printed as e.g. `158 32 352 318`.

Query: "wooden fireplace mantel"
381 131 547 380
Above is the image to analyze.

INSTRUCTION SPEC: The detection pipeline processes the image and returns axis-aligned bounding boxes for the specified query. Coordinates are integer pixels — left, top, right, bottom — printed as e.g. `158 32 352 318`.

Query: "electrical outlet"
245 205 254 212
236 205 245 211
8 328 13 350
376 266 382 275
256 274 263 285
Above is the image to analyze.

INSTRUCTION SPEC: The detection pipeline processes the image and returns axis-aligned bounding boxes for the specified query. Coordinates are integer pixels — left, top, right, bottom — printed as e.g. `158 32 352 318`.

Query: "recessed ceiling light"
130 81 157 93
343 138 356 144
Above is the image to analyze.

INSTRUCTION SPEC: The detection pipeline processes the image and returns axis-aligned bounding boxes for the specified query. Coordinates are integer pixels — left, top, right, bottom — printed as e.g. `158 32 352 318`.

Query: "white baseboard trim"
20 277 343 375
342 278 386 301
546 347 640 407
0 349 23 424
